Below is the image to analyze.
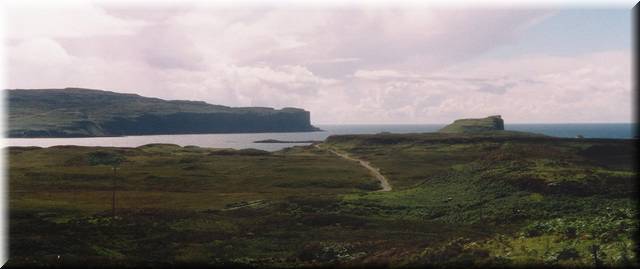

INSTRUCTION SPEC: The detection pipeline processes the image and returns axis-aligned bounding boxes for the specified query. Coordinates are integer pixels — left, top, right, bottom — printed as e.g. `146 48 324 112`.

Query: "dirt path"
315 144 392 192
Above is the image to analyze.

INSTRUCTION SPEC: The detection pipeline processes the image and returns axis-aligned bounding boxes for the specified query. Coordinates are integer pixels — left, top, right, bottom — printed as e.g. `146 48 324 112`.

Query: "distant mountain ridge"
7 88 320 137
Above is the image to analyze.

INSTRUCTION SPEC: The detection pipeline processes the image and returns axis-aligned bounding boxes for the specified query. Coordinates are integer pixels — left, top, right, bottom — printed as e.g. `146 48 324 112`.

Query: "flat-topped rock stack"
438 115 505 133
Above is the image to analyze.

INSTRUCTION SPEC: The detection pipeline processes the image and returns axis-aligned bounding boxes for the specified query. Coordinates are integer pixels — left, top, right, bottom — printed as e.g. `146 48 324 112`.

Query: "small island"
438 115 504 133
253 139 323 143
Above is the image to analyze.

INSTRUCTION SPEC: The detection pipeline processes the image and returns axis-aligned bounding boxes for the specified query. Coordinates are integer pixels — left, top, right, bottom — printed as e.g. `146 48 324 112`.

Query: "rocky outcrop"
438 115 505 133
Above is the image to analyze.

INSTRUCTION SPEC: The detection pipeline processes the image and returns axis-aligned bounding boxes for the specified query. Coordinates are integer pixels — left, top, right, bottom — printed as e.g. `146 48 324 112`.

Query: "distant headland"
438 115 505 133
6 88 320 138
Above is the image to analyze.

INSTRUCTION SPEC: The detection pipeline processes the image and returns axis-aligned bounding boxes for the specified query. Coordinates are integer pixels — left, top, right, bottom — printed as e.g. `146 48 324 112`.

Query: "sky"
0 1 634 124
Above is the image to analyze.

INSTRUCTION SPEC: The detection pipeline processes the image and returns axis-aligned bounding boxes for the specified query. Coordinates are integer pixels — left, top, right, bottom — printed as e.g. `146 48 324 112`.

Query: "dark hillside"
7 88 319 137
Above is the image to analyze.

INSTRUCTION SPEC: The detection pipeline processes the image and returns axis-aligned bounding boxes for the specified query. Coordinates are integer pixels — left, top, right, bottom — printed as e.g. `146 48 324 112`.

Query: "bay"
3 123 635 151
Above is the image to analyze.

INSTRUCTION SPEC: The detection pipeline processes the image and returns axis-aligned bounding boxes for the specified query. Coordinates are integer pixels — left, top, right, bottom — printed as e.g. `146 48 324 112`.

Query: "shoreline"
6 128 325 139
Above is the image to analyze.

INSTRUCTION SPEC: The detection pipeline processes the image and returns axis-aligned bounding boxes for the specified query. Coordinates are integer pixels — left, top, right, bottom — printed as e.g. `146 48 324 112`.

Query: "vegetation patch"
7 133 637 267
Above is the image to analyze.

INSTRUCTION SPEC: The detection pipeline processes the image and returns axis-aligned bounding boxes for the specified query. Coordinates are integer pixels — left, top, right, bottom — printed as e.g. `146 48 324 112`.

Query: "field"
6 132 638 267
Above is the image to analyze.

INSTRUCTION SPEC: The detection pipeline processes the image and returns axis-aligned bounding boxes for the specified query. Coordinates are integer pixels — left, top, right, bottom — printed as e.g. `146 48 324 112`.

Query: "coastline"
6 127 325 139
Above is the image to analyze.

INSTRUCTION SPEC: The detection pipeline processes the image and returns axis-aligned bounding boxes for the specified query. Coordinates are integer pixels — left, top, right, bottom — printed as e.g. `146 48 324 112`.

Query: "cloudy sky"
1 1 633 123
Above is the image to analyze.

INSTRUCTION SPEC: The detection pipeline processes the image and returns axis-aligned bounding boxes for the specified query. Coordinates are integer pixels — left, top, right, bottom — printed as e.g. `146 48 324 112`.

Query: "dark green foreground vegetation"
7 132 638 267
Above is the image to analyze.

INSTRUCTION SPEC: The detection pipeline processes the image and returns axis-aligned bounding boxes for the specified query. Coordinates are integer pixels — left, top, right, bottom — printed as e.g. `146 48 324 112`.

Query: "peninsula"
7 88 320 137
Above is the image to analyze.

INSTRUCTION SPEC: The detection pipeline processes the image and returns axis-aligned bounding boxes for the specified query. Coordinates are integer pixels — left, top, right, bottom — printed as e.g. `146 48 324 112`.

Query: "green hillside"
7 88 319 137
439 115 505 133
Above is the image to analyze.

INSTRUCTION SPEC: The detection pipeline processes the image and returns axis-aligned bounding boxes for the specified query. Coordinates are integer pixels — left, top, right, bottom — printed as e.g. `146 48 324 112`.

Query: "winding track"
315 144 392 192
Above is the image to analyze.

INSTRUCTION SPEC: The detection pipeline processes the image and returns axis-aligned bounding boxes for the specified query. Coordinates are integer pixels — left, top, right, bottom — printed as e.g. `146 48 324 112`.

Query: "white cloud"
353 69 409 80
3 4 631 124
4 2 149 39
9 38 71 66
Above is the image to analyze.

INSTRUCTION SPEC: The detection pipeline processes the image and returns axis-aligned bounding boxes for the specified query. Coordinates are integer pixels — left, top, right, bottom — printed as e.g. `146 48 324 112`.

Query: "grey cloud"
6 4 630 123
243 9 553 78
56 22 206 71
417 95 446 109
475 82 516 94
137 24 206 71
100 5 193 22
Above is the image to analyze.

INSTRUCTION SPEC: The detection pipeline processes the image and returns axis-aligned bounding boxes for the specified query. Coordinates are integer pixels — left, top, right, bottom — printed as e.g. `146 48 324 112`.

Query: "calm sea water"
3 123 635 151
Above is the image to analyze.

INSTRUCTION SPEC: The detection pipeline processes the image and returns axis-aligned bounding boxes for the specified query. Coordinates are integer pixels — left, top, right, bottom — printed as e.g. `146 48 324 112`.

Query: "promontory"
7 88 320 137
438 115 505 133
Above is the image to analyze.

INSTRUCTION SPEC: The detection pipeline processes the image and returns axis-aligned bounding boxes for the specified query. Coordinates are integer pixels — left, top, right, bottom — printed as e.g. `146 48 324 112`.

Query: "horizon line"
313 122 637 125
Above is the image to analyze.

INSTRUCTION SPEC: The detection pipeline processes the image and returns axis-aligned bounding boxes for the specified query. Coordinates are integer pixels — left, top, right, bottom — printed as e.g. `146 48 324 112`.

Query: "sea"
3 123 636 151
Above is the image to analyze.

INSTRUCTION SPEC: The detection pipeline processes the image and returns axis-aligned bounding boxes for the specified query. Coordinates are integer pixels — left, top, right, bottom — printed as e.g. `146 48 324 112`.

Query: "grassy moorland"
6 132 638 267
325 132 637 267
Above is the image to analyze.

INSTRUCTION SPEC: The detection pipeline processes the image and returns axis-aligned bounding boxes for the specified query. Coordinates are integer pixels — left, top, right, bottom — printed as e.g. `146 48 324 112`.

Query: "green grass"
326 133 637 267
7 133 638 267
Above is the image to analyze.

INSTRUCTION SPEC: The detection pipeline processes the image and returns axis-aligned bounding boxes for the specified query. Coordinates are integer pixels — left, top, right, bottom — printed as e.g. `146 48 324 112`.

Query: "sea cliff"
7 88 319 137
